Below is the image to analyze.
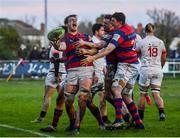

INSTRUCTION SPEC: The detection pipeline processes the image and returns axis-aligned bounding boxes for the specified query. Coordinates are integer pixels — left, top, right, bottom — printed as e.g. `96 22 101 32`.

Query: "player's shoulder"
152 36 165 46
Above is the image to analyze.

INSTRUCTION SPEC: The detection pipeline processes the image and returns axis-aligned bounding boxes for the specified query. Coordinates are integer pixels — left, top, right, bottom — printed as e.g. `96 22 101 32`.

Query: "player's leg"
86 93 104 129
137 85 149 120
64 84 77 132
121 64 144 129
122 83 144 129
98 91 108 123
64 71 78 132
72 67 93 134
31 85 55 123
73 78 92 134
31 72 59 123
104 65 116 108
40 84 65 132
150 72 165 121
110 64 128 129
96 71 110 125
137 71 151 121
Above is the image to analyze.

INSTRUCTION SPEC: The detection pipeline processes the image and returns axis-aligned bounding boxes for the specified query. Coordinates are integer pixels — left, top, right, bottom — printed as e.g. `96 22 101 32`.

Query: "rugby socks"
102 116 108 123
114 98 123 122
40 111 47 118
158 108 165 115
89 106 104 126
106 98 115 108
138 110 144 120
127 102 143 126
123 113 130 122
51 109 63 128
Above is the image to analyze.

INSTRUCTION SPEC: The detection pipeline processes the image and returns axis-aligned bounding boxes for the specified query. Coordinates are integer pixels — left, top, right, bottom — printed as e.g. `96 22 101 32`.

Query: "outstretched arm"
73 39 107 49
76 47 98 56
81 43 116 66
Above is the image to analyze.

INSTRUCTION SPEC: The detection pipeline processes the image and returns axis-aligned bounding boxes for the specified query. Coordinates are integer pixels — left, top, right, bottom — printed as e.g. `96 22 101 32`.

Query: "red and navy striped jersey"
110 24 139 64
102 31 118 66
63 32 93 69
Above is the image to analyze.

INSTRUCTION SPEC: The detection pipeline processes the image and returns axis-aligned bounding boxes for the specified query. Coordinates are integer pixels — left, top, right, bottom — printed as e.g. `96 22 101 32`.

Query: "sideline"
0 123 53 137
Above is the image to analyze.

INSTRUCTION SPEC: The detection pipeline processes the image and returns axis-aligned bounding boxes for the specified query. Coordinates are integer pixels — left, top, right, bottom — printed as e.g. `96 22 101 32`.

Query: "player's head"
145 23 155 34
92 23 105 38
64 14 78 32
103 14 113 33
111 12 126 29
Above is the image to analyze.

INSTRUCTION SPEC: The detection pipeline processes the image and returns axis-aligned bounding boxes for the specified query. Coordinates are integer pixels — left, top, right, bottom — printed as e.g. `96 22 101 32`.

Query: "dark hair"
64 14 77 25
92 23 104 35
145 23 155 33
103 14 112 20
112 12 126 24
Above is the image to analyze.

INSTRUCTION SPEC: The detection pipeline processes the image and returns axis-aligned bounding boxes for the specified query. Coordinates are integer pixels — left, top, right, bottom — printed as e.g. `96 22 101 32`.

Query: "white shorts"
91 70 105 93
139 69 163 87
45 71 66 88
66 66 94 85
112 63 139 87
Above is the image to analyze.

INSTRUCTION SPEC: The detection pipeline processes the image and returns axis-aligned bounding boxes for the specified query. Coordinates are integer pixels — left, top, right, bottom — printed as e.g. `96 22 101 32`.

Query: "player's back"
138 35 165 70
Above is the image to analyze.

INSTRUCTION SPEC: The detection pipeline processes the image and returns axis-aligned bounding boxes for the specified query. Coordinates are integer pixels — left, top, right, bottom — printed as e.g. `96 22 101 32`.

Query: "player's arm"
161 48 167 68
76 47 98 56
74 39 107 49
80 32 121 65
81 43 116 66
50 41 67 51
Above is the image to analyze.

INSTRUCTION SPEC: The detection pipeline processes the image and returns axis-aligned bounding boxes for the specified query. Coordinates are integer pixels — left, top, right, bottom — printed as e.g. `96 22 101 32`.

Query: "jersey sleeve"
49 46 53 58
161 40 166 54
109 30 125 48
135 41 142 56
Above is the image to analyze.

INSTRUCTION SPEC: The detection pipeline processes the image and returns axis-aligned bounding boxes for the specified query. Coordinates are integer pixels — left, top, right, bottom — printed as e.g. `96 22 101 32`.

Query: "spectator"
40 47 48 60
17 44 28 59
29 46 40 60
136 23 146 38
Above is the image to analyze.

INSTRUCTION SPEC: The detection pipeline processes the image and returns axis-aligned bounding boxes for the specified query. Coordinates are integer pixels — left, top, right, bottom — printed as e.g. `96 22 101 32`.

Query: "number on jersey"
148 47 158 57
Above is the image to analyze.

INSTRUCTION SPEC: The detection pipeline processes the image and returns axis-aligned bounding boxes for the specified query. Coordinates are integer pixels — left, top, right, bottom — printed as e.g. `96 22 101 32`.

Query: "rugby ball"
47 27 65 41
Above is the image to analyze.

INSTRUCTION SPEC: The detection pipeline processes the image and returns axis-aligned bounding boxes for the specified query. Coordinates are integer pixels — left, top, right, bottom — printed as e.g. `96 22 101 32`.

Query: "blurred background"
0 0 180 79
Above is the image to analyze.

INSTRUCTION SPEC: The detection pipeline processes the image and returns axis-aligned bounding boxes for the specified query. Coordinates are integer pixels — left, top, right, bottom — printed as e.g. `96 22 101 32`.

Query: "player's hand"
73 39 85 47
76 47 87 55
81 55 94 66
50 40 60 50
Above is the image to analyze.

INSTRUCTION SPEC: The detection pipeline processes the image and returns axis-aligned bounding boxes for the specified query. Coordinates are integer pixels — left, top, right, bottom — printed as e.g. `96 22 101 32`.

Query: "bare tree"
78 21 93 35
147 8 180 55
23 15 37 27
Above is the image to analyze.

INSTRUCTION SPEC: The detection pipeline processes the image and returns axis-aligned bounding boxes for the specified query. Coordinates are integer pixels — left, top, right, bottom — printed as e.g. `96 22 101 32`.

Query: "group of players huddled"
31 12 167 135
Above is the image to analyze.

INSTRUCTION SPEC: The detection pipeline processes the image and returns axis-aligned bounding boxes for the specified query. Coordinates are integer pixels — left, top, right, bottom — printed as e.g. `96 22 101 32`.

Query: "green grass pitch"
0 77 180 137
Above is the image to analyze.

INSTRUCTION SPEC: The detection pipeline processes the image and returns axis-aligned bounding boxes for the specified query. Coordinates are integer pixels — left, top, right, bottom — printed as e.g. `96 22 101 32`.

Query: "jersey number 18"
148 47 158 57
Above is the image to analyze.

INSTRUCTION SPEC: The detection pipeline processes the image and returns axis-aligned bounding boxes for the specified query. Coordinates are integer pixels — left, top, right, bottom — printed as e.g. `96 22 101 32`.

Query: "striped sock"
127 102 143 126
114 98 123 122
51 109 63 128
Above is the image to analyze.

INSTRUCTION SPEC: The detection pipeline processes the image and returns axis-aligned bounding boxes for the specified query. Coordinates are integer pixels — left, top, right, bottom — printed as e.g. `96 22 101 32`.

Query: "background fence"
0 59 180 79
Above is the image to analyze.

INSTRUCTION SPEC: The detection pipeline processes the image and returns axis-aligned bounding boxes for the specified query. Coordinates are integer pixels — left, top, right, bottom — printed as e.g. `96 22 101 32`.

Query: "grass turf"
0 77 180 137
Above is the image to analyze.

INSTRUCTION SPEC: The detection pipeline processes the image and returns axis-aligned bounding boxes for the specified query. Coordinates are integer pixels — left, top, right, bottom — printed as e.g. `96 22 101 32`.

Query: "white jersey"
136 34 142 44
92 36 106 72
49 46 66 73
136 35 166 71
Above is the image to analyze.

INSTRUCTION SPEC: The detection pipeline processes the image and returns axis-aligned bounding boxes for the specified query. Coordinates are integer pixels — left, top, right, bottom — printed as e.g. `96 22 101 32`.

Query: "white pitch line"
0 123 54 137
